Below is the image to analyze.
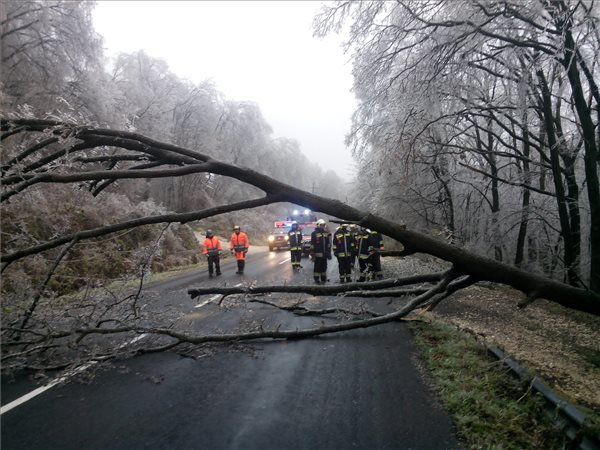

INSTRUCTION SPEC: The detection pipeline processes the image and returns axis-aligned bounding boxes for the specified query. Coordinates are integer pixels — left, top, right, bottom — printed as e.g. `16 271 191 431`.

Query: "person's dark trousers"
337 256 352 282
208 255 221 276
313 257 327 283
371 253 382 279
237 259 245 274
291 250 302 268
358 257 371 281
350 252 357 269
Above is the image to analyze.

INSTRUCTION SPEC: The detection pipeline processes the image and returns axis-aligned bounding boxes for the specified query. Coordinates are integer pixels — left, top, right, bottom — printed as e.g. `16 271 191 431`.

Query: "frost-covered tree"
315 0 599 289
0 1 106 120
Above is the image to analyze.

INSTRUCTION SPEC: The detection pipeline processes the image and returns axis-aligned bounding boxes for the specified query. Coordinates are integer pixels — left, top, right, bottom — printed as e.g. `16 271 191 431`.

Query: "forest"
1 0 599 372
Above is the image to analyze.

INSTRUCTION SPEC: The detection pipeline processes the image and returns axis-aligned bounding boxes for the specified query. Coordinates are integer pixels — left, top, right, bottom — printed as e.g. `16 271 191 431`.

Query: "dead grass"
431 284 600 414
384 256 600 415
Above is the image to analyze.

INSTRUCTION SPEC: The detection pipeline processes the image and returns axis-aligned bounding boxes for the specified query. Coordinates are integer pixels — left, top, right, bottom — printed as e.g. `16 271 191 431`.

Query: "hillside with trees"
0 0 344 298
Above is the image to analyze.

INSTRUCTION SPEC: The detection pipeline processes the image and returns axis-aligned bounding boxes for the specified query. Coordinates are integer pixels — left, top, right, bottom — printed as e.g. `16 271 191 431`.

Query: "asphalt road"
1 247 461 450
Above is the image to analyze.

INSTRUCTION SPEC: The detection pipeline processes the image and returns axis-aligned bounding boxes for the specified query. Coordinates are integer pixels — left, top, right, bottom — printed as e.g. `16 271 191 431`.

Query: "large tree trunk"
1 119 599 315
474 121 503 261
536 68 579 286
559 13 600 292
514 116 532 268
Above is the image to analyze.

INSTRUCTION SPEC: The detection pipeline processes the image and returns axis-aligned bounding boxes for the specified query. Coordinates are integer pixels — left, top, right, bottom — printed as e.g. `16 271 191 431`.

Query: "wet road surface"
2 247 461 449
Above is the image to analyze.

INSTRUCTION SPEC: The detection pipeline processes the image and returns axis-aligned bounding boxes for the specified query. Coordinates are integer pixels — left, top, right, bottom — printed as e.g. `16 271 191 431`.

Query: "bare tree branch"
248 298 381 318
1 195 283 265
17 237 79 334
188 273 444 299
2 118 599 315
154 270 459 343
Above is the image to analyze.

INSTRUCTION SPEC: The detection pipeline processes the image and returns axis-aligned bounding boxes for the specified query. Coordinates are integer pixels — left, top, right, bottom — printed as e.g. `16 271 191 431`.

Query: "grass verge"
408 319 567 449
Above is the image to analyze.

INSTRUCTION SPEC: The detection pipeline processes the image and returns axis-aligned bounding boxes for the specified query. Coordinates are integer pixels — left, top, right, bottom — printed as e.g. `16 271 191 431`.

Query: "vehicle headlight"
284 235 289 241
268 236 275 242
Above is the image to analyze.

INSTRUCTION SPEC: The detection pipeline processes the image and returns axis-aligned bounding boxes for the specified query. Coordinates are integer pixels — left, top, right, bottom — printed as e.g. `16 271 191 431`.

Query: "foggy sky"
93 1 357 180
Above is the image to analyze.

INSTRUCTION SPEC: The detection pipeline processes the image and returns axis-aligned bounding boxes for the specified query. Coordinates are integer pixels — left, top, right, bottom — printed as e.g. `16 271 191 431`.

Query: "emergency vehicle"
268 220 292 251
268 209 317 255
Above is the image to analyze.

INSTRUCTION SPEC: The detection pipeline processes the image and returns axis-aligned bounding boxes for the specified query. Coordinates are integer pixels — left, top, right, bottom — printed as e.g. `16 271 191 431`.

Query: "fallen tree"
2 118 598 312
187 273 444 299
1 118 599 372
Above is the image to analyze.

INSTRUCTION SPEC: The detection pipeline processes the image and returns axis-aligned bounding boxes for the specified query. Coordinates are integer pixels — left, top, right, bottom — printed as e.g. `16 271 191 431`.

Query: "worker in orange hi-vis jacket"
230 225 250 274
202 229 222 278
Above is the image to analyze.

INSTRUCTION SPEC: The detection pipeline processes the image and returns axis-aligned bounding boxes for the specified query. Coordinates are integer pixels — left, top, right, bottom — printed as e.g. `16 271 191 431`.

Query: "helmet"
233 225 240 231
316 219 326 226
291 221 298 228
341 223 349 228
206 229 213 236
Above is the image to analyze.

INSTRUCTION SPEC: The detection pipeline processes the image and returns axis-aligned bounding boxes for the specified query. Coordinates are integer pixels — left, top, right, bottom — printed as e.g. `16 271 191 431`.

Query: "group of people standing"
293 220 385 284
200 221 384 284
202 225 249 277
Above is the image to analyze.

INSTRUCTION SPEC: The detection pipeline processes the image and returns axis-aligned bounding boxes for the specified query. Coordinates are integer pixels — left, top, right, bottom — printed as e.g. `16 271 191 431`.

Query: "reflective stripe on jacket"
288 230 303 250
370 230 384 251
356 231 372 259
230 232 249 252
203 236 222 255
310 228 331 258
333 228 355 257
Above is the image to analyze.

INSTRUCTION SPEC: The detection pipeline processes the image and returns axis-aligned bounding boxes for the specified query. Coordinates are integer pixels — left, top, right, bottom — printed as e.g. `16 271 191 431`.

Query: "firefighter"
356 226 372 282
230 225 250 274
369 229 385 279
202 229 222 278
333 223 355 283
310 219 331 284
288 221 303 270
348 224 359 270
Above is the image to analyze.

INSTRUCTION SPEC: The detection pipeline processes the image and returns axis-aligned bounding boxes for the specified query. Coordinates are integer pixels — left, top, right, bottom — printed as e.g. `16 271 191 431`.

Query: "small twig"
17 237 79 334
517 379 535 402
517 290 541 309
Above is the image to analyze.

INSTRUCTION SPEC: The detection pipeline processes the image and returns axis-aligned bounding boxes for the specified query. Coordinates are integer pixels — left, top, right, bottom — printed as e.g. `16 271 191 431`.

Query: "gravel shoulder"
384 255 600 415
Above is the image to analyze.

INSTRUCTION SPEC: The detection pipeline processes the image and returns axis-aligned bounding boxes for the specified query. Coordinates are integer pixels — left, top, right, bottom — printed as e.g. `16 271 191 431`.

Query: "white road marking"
279 257 291 265
125 334 148 346
3 276 249 413
1 363 95 415
195 294 221 308
1 333 148 415
194 283 243 308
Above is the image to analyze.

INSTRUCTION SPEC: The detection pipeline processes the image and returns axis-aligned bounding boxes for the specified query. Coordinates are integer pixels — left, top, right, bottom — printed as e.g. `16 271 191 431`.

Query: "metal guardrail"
487 346 600 450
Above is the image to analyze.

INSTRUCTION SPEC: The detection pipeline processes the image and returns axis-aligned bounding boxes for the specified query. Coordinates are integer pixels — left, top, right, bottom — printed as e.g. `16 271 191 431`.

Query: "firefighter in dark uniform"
348 224 359 270
333 223 355 283
288 221 303 270
356 226 373 282
310 219 331 284
369 229 385 279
